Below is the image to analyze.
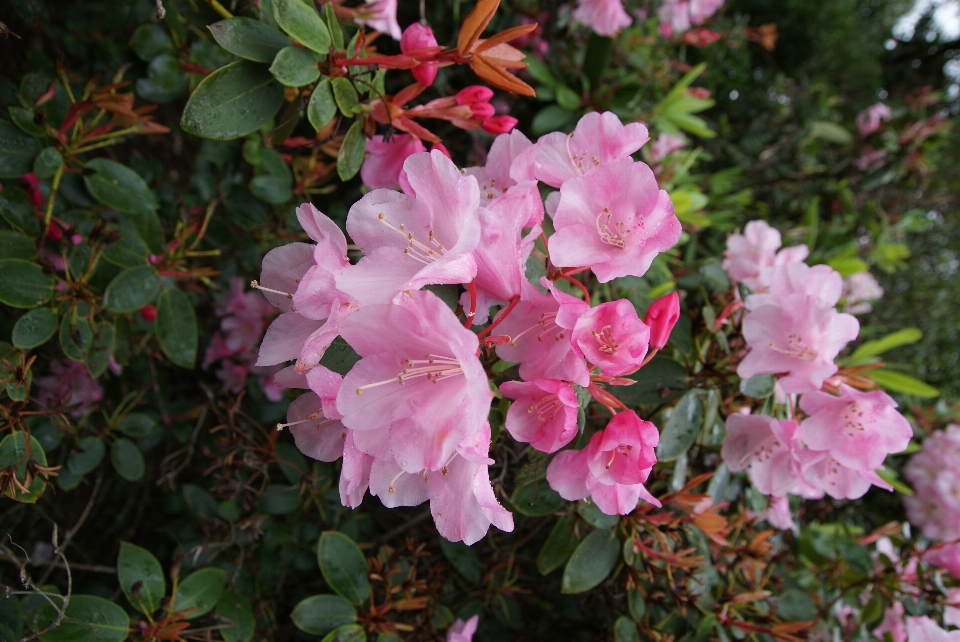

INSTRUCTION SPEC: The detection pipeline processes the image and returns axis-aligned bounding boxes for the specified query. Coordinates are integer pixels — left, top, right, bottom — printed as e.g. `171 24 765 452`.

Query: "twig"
156 406 207 488
38 473 102 585
12 527 72 642
0 551 114 575
372 510 433 547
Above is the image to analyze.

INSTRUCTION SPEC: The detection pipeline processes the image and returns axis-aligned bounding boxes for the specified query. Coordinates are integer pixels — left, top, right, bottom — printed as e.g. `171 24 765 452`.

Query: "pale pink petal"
260 243 315 311
256 313 323 366
339 432 372 508
286 392 346 462
369 457 430 508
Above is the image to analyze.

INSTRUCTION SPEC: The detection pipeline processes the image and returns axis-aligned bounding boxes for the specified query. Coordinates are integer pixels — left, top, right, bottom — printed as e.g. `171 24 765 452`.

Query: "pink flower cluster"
572 0 632 36
721 220 913 527
202 278 283 401
36 360 104 417
658 0 725 37
255 112 682 543
856 102 892 137
903 425 960 541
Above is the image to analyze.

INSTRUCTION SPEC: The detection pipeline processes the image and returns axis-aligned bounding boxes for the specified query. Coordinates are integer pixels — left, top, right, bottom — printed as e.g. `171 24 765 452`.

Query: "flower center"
592 324 619 354
527 394 562 421
842 401 868 436
275 411 338 432
565 132 600 176
768 333 817 360
595 208 631 248
508 312 564 347
605 444 633 469
377 212 446 265
355 353 462 395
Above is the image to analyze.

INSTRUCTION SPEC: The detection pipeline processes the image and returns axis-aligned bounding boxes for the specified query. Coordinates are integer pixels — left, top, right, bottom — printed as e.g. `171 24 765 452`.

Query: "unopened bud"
481 116 518 135
643 291 680 350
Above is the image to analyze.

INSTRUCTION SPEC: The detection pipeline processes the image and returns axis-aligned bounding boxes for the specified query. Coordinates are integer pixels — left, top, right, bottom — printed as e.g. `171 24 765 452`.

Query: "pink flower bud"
71 233 83 245
47 222 63 241
140 305 157 322
431 142 451 159
20 173 39 189
643 291 680 349
400 24 439 86
469 102 496 119
481 115 518 135
456 85 494 106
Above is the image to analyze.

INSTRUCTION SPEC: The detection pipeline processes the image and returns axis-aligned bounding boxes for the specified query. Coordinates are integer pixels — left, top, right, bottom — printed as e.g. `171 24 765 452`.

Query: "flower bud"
456 85 494 106
400 24 439 86
643 291 680 349
140 305 157 322
469 102 496 119
47 221 63 241
481 115 518 135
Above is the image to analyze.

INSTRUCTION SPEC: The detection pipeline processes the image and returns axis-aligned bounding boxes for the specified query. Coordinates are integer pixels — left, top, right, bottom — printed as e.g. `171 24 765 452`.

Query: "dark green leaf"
216 589 256 642
331 78 359 116
0 260 54 308
38 595 129 642
181 61 285 140
249 174 292 204
614 356 687 405
174 568 226 619
9 107 45 137
561 529 619 594
270 46 321 87
103 231 149 268
0 187 40 237
837 538 873 576
0 593 24 639
317 531 370 606
182 484 220 519
117 541 165 614
439 539 482 583
103 266 161 314
583 33 612 87
308 78 338 132
0 231 37 259
740 374 775 399
276 441 307 484
577 499 619 528
111 439 145 482
271 0 331 54
291 595 357 635
555 86 581 112
319 336 361 375
83 158 158 216
156 288 198 368
627 589 645 621
532 105 575 136
67 437 105 476
511 479 564 516
130 23 172 61
776 589 816 621
656 389 706 461
0 432 47 503
33 148 62 179
0 119 42 178
320 624 365 642
146 54 188 95
85 322 114 378
208 18 291 63
59 316 93 362
536 514 579 576
257 485 301 514
614 616 638 642
336 120 363 181
12 308 58 349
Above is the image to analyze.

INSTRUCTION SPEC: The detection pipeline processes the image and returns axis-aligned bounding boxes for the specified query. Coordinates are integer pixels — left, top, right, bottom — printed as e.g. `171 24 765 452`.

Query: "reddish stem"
561 266 590 277
464 281 477 328
634 348 659 371
477 295 520 338
714 298 744 329
560 274 590 301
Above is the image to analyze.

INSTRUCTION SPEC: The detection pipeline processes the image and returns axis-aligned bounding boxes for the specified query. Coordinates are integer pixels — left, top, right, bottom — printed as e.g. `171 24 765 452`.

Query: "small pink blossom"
339 432 373 508
658 0 724 34
856 102 892 137
500 379 580 453
842 271 884 314
447 615 479 642
762 495 797 532
644 291 680 350
722 220 809 291
744 262 844 311
721 415 814 497
285 389 346 462
649 133 687 163
926 543 960 578
798 384 912 473
855 146 889 171
572 0 632 36
535 111 649 188
903 425 960 541
548 157 681 282
400 23 439 86
904 616 960 642
874 602 907 642
36 360 104 417
571 299 650 376
361 134 427 190
354 0 401 40
800 453 885 500
464 130 537 210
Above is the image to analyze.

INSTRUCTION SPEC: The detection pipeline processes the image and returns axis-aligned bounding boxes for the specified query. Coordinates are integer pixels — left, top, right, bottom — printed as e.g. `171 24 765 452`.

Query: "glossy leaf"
85 322 114 378
0 432 48 503
331 77 359 116
536 514 579 576
156 288 198 368
614 616 639 642
291 595 357 636
67 437 105 476
103 266 161 314
777 589 816 621
850 328 923 361
319 336 361 376
271 0 331 54
59 317 93 362
320 625 365 642
12 308 58 349
511 479 564 516
561 528 619 594
0 231 37 259
439 539 482 583
209 18 291 63
174 568 226 619
0 119 41 178
270 46 321 87
129 23 172 60
111 439 145 482
739 374 775 399
83 158 159 216
577 499 619 529
32 147 62 179
216 589 256 642
307 78 337 132
317 531 369 606
181 62 285 140
0 260 54 308
38 595 129 642
0 187 39 237
656 389 706 461
118 541 165 614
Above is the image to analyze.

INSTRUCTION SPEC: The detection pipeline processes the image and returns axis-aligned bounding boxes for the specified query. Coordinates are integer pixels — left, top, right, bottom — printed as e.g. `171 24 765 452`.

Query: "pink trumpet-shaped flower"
744 262 844 311
535 111 649 188
400 23 439 86
355 0 401 39
549 157 681 282
799 384 912 473
856 102 892 137
722 220 809 292
336 151 480 304
572 299 650 376
336 289 492 473
361 134 427 191
447 615 479 642
291 203 353 320
762 496 797 532
644 291 680 350
465 130 537 209
500 379 580 453
284 391 346 462
721 415 814 497
572 0 632 36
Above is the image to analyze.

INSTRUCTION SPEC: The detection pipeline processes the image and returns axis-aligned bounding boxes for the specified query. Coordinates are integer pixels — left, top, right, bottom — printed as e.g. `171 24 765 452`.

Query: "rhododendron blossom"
571 299 650 376
721 415 813 497
500 379 580 453
354 0 401 40
856 102 892 137
447 615 479 642
36 360 104 417
903 424 960 541
644 291 681 350
722 220 809 291
649 132 687 163
926 543 960 578
904 617 960 641
842 270 884 314
360 134 426 190
658 0 725 35
400 23 439 86
572 0 632 36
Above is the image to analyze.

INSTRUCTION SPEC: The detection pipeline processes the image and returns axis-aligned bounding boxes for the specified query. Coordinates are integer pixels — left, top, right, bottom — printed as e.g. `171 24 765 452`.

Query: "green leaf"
612 356 687 405
810 120 854 145
876 466 914 495
117 541 166 615
0 187 40 237
291 595 357 635
656 389 706 461
850 328 923 361
59 316 93 362
103 266 161 313
85 322 114 378
103 231 150 268
510 479 564 516
67 437 105 476
0 119 42 178
111 439 145 482
83 158 158 216
577 499 619 528
439 539 482 583
324 2 344 50
739 374 775 399
0 260 54 308
582 33 612 87
0 231 37 259
614 616 638 642
33 148 62 179
827 256 869 278
208 18 291 63
130 23 172 61
9 107 45 137
320 624 365 642
317 531 370 606
308 78 338 132
12 308 58 349
174 568 226 619
181 61 285 141
627 588 645 621
0 432 48 503
256 485 301 514
532 105 575 136
276 442 307 484
319 336 361 375
38 595 129 642
776 589 816 621
561 528 619 594
536 514 579 576
336 120 363 182
249 174 292 204
331 77 359 116
156 288 198 368
864 369 939 398
216 589 256 642
555 85 581 112
271 0 331 54
270 46 321 87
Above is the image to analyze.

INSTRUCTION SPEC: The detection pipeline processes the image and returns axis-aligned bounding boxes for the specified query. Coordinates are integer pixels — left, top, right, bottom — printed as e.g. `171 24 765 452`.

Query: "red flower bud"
481 115 518 135
470 102 496 119
47 222 63 241
456 85 494 106
643 291 680 350
401 24 439 87
140 305 157 322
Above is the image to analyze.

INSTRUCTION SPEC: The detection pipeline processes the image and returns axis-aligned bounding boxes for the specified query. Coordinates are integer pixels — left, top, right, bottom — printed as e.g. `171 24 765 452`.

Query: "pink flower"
336 290 492 473
689 0 725 24
400 23 439 86
904 617 960 642
548 157 681 282
499 379 580 453
722 220 809 291
842 271 884 314
340 432 373 508
36 360 104 417
361 134 427 191
465 130 539 216
903 425 960 541
285 389 346 462
572 0 632 36
447 615 479 642
721 415 814 497
762 495 797 532
744 262 844 311
925 543 960 578
874 602 907 642
258 243 315 313
800 454 884 500
336 151 480 304
354 0 401 40
856 102 892 137
649 133 687 164
494 282 590 386
535 111 649 188
658 0 724 34
256 312 324 367
737 296 859 394
855 146 889 171
799 385 912 473
215 361 248 394
644 291 680 350
571 299 650 376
